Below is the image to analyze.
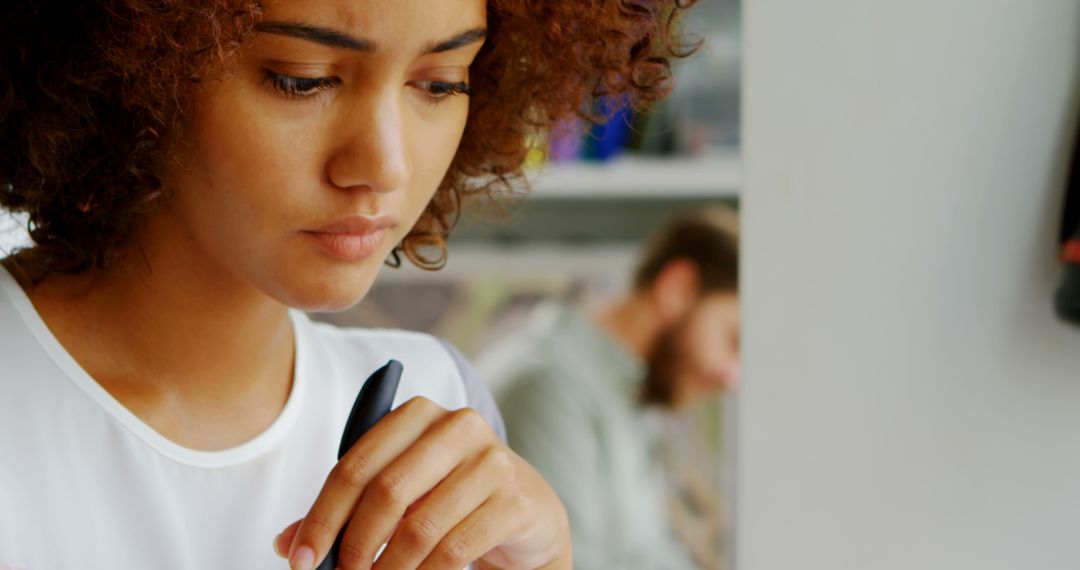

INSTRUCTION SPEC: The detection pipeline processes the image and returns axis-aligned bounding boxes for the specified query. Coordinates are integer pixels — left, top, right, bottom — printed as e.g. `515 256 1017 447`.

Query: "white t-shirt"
0 266 504 570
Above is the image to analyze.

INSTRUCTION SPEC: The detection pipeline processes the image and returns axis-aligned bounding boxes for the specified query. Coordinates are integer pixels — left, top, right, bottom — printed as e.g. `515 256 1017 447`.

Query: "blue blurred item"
583 96 634 162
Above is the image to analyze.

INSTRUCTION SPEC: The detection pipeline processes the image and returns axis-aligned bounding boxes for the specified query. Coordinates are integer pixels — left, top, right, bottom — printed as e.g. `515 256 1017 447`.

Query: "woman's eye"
263 71 340 98
412 80 471 103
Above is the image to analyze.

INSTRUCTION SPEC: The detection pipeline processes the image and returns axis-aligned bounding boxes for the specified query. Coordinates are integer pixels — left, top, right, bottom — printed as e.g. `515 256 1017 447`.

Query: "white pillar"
740 2 1080 568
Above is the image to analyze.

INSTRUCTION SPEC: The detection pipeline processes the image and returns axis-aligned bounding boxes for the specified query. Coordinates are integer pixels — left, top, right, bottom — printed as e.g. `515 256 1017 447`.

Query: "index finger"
288 397 449 570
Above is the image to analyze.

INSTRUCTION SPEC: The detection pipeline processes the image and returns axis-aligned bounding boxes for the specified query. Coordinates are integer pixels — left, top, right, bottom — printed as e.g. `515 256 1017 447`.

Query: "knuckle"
337 539 371 568
434 535 472 567
400 513 441 547
505 491 533 518
448 407 487 437
301 512 337 539
334 454 375 489
479 446 518 486
480 445 515 474
371 470 408 507
402 396 437 414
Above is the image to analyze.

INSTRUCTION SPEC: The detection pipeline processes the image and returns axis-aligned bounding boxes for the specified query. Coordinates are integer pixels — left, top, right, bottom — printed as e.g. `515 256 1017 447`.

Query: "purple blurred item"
548 118 585 164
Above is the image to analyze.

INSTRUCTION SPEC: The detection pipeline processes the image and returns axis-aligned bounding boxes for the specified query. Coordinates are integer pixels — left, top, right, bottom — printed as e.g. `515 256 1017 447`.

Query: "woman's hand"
272 396 572 570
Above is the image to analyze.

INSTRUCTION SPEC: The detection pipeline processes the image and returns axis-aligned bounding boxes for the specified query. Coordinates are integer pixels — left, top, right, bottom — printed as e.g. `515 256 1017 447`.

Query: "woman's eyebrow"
255 21 375 52
423 28 487 54
254 21 486 56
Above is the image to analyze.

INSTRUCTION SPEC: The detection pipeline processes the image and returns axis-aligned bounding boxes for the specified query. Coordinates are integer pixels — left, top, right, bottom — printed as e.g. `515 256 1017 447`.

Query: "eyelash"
262 71 470 103
263 71 339 97
413 80 472 102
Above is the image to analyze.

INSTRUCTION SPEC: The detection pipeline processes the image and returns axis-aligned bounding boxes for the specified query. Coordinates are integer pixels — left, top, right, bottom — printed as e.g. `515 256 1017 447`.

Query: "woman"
0 0 694 568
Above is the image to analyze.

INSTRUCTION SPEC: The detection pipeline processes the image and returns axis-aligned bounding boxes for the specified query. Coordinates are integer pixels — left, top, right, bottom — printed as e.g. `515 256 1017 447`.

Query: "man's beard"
640 321 685 407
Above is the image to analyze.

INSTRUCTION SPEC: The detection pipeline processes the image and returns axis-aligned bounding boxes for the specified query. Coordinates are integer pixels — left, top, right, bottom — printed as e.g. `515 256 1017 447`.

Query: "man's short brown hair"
633 206 739 294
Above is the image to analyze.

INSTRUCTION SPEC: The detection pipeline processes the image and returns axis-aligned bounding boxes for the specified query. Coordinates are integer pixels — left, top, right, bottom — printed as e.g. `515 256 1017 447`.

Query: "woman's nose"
324 91 413 194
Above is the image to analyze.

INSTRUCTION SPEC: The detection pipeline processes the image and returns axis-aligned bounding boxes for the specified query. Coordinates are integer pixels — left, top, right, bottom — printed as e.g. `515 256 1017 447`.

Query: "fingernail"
290 545 315 570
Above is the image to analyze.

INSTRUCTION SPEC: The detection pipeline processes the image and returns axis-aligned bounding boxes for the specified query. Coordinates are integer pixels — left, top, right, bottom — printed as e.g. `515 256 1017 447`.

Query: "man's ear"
650 258 701 325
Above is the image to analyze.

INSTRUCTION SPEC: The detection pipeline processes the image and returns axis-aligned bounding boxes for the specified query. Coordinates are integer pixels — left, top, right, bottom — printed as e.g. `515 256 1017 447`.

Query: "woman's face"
157 0 486 311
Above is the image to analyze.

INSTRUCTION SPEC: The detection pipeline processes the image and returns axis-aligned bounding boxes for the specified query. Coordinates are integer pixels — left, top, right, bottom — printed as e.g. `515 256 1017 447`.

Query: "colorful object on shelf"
582 96 634 162
631 99 679 157
523 131 548 170
548 118 585 164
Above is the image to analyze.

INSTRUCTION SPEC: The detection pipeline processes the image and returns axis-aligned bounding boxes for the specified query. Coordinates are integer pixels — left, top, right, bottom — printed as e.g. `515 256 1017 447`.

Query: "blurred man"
487 208 740 570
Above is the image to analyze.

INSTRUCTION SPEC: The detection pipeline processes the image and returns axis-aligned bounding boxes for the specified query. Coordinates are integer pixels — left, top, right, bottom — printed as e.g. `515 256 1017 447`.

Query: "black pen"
316 359 404 570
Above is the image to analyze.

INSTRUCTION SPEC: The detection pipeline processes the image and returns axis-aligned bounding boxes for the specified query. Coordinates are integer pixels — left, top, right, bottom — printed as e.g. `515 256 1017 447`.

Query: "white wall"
740 2 1080 569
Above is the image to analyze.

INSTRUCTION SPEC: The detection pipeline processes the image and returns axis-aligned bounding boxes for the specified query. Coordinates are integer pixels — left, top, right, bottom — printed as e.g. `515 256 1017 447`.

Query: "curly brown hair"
1 0 697 279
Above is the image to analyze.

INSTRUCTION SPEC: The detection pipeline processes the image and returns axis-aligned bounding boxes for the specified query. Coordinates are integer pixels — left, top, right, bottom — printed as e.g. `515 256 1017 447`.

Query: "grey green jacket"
485 304 698 570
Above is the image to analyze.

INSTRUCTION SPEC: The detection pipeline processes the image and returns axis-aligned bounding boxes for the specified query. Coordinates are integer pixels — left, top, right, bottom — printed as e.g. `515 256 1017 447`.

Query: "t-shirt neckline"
0 264 308 469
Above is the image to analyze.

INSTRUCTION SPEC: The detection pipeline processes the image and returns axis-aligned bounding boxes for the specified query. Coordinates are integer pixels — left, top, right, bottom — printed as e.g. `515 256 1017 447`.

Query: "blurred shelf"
524 150 741 199
376 242 640 283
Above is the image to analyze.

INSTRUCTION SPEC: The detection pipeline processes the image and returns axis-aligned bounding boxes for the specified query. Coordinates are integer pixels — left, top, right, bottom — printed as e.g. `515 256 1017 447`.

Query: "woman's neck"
8 237 296 450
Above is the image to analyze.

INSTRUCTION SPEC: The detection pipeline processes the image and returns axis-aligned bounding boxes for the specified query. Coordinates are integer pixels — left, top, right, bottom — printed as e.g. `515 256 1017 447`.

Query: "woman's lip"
303 228 388 262
302 215 398 262
308 215 398 235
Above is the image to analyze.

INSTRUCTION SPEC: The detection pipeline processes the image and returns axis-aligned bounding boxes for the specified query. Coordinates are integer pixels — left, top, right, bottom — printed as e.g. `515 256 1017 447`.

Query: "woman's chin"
291 293 367 313
268 264 382 314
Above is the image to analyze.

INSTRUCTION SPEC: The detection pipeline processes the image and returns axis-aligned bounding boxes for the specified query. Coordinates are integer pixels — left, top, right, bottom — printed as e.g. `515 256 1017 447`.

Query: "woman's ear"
650 258 701 325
